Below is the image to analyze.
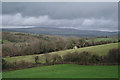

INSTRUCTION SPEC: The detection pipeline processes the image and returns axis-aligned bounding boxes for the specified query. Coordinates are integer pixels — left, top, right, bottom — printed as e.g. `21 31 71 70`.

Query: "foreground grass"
4 43 118 63
3 64 118 78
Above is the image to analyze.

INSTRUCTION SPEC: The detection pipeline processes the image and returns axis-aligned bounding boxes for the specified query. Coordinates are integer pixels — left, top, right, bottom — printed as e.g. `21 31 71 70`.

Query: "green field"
94 38 118 42
3 64 118 78
86 38 118 42
4 43 118 63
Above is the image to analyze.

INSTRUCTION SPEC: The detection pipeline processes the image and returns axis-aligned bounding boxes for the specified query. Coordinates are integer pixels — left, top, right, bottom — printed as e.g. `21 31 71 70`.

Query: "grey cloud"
2 13 117 32
2 2 118 31
2 2 118 20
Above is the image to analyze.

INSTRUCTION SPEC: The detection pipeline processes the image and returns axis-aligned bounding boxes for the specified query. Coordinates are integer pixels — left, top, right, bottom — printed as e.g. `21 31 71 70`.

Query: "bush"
51 54 63 64
2 59 7 69
44 54 51 64
89 55 102 64
35 56 39 64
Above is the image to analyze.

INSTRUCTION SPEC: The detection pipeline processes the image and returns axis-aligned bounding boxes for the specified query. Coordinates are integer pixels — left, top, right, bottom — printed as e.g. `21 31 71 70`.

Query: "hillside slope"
4 43 118 63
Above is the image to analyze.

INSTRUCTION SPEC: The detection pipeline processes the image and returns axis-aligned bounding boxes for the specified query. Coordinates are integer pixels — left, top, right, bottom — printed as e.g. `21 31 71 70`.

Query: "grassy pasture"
4 43 118 63
86 38 118 42
94 38 118 42
3 64 118 78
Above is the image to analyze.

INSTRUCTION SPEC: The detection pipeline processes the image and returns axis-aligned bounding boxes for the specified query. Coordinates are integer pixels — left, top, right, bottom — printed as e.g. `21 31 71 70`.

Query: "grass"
86 38 118 42
2 64 118 78
4 43 118 63
94 38 118 42
2 40 9 44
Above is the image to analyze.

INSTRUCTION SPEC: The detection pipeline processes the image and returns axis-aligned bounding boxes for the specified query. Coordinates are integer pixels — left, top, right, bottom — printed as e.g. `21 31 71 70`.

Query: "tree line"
2 32 118 57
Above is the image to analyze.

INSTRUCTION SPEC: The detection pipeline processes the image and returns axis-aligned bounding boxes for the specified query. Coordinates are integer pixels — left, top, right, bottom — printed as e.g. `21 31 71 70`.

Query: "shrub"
89 55 102 64
44 54 51 64
51 54 63 64
34 56 39 64
2 59 7 69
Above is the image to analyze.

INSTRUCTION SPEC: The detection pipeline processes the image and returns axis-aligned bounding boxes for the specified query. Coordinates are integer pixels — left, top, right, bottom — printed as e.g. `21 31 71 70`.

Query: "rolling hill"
2 27 118 37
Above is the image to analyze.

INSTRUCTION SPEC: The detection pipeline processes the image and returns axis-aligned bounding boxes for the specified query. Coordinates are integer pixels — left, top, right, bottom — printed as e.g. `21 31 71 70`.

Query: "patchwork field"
3 64 118 78
4 43 118 63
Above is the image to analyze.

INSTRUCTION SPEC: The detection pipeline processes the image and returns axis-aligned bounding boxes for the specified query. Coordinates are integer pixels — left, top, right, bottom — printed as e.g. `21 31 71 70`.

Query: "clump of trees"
63 51 102 65
63 48 120 65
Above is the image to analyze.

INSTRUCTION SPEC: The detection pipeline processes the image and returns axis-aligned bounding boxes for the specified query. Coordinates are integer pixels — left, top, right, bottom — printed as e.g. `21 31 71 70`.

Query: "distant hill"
2 27 118 37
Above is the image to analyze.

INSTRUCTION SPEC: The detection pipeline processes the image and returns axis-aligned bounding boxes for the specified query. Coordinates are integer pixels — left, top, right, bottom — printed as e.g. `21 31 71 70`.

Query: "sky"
2 2 118 32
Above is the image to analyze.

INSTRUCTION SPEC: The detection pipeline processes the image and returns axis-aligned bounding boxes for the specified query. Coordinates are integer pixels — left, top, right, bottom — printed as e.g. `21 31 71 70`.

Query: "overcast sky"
2 2 118 31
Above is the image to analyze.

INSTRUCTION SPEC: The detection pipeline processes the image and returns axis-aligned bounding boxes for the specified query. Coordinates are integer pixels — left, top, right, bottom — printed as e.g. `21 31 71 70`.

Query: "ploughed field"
4 43 118 63
3 64 118 78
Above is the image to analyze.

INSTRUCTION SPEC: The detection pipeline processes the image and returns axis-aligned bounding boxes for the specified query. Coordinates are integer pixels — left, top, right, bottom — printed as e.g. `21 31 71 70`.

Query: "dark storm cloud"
2 2 118 31
2 2 118 19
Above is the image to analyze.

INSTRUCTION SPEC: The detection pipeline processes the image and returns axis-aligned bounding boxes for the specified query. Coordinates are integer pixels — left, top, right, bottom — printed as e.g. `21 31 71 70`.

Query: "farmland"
2 32 119 78
2 32 119 79
2 2 119 79
2 64 118 78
